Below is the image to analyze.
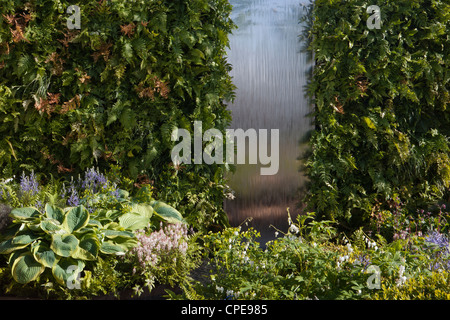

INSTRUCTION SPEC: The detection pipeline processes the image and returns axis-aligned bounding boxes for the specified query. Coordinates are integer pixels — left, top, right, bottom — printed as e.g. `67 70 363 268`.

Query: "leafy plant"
302 0 450 230
0 192 185 287
0 0 236 232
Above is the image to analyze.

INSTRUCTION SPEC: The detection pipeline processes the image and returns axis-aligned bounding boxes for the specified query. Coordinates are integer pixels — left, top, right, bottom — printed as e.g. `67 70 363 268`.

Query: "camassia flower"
19 171 39 196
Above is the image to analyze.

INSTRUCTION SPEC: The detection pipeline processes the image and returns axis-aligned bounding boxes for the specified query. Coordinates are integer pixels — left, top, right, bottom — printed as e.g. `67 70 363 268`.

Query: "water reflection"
224 0 313 242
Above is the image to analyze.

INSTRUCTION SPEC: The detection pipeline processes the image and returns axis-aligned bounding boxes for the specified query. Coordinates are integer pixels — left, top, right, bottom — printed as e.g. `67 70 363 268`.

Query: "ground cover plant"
173 209 450 300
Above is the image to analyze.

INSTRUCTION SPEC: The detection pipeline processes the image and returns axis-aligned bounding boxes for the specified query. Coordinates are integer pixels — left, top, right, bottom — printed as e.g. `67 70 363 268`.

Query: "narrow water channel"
224 0 313 243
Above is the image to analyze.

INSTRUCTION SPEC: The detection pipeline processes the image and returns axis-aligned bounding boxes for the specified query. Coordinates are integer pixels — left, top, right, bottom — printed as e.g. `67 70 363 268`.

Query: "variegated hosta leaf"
10 207 40 220
71 235 99 261
52 257 85 286
40 219 64 234
100 241 126 255
63 206 89 233
31 241 56 268
51 234 79 257
0 238 28 254
151 201 185 224
45 203 64 224
11 253 45 284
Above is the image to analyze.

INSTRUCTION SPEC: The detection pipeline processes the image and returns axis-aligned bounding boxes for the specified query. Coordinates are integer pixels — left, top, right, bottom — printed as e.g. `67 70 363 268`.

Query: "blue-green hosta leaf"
150 201 185 224
111 236 138 251
63 206 90 233
71 235 99 261
103 229 135 238
100 241 126 255
52 257 85 286
0 239 28 254
51 234 79 257
11 233 41 245
87 219 103 228
40 219 64 234
45 204 64 223
10 207 40 220
31 242 56 268
11 253 45 284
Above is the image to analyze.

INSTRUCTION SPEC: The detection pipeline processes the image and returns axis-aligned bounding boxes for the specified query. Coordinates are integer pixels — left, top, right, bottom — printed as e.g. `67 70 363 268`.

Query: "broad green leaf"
118 212 150 231
151 201 185 224
71 235 99 261
131 203 153 218
32 242 56 268
63 206 89 233
0 239 28 254
11 253 45 284
11 233 40 245
363 117 376 130
45 204 64 223
103 229 135 239
100 241 126 255
52 257 85 286
51 234 79 257
111 236 138 251
10 207 40 220
40 219 64 234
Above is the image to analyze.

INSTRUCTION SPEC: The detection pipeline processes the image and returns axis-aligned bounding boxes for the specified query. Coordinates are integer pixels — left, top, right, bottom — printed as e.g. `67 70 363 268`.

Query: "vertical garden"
0 0 236 232
303 0 450 230
1 0 450 301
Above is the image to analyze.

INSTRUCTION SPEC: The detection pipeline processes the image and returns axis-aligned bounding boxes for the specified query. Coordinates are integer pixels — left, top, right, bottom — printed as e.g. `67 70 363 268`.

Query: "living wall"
303 0 450 229
0 0 236 231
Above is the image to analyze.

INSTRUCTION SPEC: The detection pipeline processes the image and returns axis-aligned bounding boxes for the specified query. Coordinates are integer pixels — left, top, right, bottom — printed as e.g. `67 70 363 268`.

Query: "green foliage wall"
0 0 235 230
304 0 450 229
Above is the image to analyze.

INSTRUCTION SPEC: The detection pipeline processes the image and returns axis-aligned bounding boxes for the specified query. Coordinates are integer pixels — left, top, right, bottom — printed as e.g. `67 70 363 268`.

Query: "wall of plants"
303 0 450 229
0 0 236 231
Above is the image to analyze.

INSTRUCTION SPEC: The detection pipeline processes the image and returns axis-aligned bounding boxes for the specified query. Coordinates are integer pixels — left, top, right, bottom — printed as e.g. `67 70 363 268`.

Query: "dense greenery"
172 209 450 300
1 0 449 301
0 0 236 231
0 170 197 299
303 0 450 229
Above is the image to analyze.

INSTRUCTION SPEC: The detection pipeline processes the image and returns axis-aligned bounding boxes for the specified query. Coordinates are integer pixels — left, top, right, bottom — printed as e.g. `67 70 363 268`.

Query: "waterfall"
224 0 313 242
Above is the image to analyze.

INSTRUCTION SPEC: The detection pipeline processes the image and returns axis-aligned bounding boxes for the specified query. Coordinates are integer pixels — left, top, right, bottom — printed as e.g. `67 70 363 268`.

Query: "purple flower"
425 231 450 271
67 183 80 207
81 167 108 194
20 171 39 196
425 231 449 254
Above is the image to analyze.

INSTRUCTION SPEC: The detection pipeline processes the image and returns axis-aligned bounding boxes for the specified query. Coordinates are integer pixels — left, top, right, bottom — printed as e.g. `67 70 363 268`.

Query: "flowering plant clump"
123 222 198 296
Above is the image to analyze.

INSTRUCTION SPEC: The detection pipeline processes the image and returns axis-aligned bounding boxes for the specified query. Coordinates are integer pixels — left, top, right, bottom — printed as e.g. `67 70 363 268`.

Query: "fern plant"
303 0 450 229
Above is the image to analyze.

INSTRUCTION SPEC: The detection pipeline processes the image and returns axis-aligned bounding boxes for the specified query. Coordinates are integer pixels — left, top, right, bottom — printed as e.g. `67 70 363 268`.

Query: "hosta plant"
0 196 185 286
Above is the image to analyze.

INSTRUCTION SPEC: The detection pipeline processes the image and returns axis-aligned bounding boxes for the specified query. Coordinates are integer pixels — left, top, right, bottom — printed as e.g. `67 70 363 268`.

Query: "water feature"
224 0 313 242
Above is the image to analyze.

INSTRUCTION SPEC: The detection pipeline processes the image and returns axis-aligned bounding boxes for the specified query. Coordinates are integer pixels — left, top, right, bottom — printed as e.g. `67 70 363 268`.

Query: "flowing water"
224 0 313 243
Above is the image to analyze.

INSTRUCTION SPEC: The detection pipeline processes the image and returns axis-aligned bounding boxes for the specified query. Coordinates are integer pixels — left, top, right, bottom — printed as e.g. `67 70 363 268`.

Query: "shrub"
375 271 450 300
0 0 236 231
303 0 450 229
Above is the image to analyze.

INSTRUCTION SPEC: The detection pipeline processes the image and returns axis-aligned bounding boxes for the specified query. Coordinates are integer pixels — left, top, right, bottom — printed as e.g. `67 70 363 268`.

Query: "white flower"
346 243 353 253
216 286 224 293
289 224 299 234
274 231 279 237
